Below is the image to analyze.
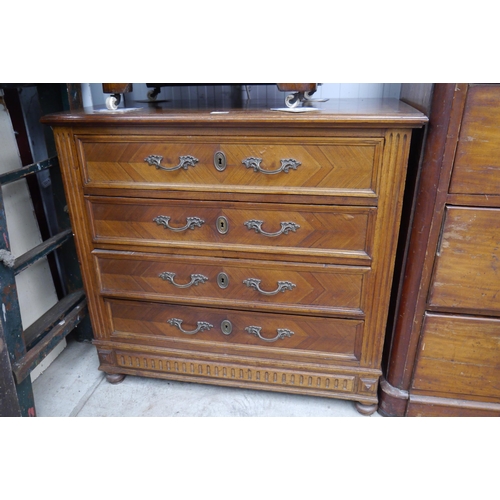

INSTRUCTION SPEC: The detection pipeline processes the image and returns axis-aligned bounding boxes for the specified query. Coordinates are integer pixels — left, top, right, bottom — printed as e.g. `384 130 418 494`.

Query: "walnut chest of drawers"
42 99 426 415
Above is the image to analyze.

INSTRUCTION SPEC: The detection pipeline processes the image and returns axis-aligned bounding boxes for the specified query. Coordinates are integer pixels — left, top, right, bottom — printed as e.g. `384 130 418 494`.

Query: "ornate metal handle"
244 219 300 237
167 318 213 335
242 157 301 175
144 154 199 172
153 215 205 232
159 272 208 288
245 325 295 342
243 278 296 296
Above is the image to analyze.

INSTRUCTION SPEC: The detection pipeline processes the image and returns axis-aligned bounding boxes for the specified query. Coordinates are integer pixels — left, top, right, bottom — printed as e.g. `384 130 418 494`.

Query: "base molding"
377 376 409 416
95 344 380 409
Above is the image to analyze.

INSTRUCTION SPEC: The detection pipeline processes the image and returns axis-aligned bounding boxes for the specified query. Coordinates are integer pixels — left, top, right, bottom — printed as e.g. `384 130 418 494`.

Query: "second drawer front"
88 197 375 262
106 299 363 363
95 251 369 317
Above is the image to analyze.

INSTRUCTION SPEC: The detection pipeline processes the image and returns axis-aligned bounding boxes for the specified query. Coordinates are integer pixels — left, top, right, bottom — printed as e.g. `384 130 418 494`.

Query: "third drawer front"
94 251 369 318
87 197 375 264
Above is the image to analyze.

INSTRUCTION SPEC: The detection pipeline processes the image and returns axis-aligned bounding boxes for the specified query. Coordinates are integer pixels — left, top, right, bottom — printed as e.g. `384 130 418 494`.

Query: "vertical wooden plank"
0 319 21 416
66 84 84 110
382 84 468 394
0 179 36 416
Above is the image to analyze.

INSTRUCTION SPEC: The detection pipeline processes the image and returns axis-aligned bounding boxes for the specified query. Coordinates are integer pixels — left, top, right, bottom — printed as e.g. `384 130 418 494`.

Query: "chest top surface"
41 98 427 129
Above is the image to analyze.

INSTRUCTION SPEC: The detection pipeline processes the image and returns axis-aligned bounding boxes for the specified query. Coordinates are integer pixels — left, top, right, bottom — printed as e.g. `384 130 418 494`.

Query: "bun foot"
106 373 125 384
355 402 378 416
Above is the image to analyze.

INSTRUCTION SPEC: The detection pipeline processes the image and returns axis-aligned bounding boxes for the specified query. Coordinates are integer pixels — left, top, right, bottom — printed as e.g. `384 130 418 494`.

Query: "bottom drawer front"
107 299 363 362
412 313 500 399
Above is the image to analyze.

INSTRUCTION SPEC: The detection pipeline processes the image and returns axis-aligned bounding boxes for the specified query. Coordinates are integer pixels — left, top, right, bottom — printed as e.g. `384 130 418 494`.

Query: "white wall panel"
89 83 402 108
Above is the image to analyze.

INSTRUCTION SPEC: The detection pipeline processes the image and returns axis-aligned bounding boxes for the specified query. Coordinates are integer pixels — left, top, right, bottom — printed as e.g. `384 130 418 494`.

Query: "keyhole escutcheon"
216 216 229 234
217 272 229 289
214 151 227 171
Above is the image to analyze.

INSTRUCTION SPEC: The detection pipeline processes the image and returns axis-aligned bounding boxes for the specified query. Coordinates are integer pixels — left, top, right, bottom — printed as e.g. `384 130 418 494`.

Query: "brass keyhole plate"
221 320 233 335
216 216 229 234
217 272 229 289
214 151 227 172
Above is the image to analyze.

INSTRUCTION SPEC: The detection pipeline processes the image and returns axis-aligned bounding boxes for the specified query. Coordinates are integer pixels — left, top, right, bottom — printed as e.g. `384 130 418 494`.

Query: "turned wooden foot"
355 402 378 416
106 373 126 384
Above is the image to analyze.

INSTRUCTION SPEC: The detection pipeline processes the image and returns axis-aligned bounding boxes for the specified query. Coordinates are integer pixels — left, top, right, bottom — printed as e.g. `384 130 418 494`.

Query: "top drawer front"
449 85 500 196
78 136 382 199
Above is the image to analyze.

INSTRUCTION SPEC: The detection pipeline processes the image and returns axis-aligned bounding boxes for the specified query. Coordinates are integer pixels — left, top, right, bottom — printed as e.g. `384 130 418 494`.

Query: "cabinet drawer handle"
153 215 205 232
159 272 208 288
242 156 301 175
244 219 300 237
243 278 296 296
144 154 199 172
167 318 213 335
245 325 295 342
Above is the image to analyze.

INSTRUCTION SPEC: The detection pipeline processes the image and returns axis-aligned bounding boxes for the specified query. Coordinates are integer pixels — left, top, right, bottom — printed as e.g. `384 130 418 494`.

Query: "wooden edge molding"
407 394 500 417
377 376 409 417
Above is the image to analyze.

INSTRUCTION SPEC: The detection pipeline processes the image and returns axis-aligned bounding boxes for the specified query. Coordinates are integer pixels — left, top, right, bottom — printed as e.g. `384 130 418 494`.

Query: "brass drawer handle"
243 278 296 296
245 325 295 342
244 219 300 237
159 272 208 288
153 215 205 232
144 154 199 172
167 318 213 335
242 156 301 175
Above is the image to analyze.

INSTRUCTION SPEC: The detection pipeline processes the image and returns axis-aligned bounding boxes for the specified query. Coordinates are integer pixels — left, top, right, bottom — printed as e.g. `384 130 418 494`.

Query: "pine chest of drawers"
42 99 426 415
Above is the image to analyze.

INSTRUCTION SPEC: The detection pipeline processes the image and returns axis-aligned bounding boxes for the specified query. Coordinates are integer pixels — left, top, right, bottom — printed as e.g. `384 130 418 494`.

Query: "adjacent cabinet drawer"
449 85 500 196
429 206 500 315
412 313 500 400
77 136 383 198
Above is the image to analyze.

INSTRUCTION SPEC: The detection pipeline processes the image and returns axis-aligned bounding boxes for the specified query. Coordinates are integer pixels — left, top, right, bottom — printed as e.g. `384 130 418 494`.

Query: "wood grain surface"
78 136 382 199
412 313 500 399
429 206 500 315
106 299 364 364
87 197 375 263
95 251 368 317
449 84 500 195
